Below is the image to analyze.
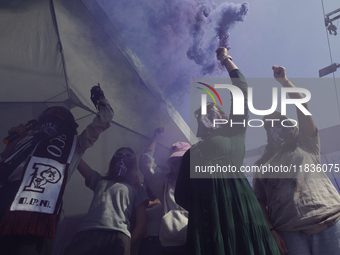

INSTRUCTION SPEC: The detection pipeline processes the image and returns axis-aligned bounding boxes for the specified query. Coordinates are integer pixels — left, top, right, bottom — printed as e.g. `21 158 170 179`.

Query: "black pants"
64 229 130 255
0 181 52 255
0 180 20 222
0 235 52 255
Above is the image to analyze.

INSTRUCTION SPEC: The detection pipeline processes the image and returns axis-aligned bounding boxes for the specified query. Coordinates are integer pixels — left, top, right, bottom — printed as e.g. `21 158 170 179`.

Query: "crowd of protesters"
0 47 339 255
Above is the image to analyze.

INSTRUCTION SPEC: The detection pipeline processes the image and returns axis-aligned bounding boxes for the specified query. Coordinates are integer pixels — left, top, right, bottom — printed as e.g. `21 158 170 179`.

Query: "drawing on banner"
24 163 62 193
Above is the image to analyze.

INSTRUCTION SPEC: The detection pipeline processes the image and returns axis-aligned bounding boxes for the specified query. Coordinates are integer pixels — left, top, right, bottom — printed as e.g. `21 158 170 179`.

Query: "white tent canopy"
0 0 195 216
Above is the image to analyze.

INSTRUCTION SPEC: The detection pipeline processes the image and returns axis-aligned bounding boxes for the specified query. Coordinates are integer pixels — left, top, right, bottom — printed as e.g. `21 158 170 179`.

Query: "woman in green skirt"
175 47 280 255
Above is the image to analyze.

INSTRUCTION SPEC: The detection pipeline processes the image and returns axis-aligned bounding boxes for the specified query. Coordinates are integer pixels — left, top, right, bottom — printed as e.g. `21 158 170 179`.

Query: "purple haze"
97 0 249 107
187 2 249 75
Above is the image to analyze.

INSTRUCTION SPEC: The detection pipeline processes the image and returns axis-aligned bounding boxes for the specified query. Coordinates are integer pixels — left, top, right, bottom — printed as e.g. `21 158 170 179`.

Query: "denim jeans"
277 220 340 255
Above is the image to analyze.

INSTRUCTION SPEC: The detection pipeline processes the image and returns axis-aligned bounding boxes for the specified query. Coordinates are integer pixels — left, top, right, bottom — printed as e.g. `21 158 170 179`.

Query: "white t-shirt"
78 170 148 238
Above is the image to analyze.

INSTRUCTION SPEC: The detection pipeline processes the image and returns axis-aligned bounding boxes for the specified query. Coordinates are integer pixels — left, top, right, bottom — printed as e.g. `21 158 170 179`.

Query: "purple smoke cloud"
217 3 249 49
187 2 249 75
97 0 249 108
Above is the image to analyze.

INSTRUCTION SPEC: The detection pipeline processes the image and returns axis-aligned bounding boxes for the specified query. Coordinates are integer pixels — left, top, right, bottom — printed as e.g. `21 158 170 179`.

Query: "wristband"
220 55 233 65
270 227 276 231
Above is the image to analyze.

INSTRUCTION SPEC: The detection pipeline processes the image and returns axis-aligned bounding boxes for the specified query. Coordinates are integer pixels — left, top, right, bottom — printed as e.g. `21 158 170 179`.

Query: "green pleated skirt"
187 177 280 255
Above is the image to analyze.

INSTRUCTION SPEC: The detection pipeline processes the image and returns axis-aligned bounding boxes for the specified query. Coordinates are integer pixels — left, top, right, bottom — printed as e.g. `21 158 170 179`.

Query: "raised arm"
144 127 164 154
139 127 166 202
66 86 114 181
272 66 316 137
216 47 248 131
77 159 93 183
77 85 114 152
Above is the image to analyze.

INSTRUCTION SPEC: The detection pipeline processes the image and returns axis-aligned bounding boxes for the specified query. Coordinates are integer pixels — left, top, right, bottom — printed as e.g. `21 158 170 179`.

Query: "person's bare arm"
130 202 147 244
144 127 164 153
77 159 93 183
139 127 166 202
258 199 288 255
272 66 316 137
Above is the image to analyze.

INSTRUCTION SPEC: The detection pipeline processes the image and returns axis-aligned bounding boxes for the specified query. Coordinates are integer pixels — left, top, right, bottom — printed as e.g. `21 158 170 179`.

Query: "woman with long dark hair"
253 66 340 255
64 147 148 255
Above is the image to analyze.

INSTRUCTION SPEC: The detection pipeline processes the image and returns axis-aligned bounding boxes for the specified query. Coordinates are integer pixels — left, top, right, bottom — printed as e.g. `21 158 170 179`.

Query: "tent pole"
49 0 72 108
80 0 197 145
